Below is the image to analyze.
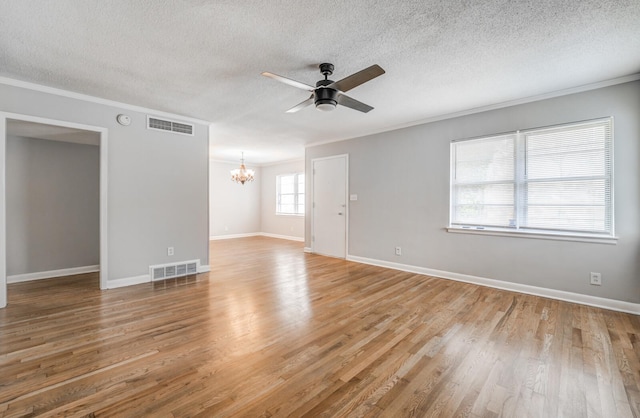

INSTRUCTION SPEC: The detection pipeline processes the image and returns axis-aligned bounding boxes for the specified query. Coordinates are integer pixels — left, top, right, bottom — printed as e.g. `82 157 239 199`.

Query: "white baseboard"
346 255 640 315
106 274 150 289
260 232 304 242
108 263 210 289
7 265 100 284
210 233 261 240
210 232 304 242
304 247 312 253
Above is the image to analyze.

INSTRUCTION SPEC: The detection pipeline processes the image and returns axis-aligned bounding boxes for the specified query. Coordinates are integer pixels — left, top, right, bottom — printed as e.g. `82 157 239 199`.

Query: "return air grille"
150 260 200 281
147 116 194 136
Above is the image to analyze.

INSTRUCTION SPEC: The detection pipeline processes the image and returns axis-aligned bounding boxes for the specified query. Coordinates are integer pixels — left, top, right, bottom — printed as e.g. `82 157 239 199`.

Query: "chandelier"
230 152 255 185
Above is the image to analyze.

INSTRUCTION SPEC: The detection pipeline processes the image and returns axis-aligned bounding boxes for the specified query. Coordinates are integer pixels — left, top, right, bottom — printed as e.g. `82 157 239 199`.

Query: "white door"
312 155 347 258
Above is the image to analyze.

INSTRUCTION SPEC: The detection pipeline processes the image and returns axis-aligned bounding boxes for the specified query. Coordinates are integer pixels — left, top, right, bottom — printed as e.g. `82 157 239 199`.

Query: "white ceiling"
1 1 639 164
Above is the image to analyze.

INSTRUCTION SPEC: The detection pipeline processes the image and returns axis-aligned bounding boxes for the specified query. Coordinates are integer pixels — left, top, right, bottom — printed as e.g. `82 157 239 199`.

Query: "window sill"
276 213 304 217
446 226 618 245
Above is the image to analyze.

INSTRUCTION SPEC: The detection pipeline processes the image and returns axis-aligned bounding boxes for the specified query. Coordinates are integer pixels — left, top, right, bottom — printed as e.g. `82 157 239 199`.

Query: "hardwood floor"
1 236 639 417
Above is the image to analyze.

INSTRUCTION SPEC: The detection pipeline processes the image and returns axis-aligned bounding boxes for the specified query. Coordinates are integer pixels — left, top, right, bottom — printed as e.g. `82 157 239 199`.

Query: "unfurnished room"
1 1 640 417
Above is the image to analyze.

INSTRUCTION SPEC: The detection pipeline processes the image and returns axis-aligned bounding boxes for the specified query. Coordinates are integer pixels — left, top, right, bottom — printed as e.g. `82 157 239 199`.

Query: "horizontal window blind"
451 134 515 228
277 173 305 215
450 118 613 237
522 120 612 234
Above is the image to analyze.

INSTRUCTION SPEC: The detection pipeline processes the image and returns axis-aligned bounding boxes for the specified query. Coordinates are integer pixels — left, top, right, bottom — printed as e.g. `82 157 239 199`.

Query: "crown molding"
209 157 304 167
0 76 211 126
306 73 640 149
209 158 257 166
259 158 305 167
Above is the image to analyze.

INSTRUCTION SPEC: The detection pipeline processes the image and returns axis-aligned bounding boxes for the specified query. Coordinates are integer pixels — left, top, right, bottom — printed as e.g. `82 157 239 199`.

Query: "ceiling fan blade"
286 95 314 113
329 64 385 93
337 93 374 113
262 72 315 91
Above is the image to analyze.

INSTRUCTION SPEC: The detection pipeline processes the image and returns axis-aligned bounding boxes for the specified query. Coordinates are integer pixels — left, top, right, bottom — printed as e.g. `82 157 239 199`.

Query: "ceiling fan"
262 63 385 113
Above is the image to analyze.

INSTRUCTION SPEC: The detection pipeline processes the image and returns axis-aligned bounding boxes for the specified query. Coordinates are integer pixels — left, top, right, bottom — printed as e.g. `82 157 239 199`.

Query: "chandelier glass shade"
230 152 255 185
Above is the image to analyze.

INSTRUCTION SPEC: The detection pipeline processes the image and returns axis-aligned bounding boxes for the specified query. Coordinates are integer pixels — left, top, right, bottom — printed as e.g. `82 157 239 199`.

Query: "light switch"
350 194 358 201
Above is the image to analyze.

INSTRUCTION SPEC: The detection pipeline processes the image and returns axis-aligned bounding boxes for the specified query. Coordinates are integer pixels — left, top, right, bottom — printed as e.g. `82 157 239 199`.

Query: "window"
450 118 613 239
277 173 305 215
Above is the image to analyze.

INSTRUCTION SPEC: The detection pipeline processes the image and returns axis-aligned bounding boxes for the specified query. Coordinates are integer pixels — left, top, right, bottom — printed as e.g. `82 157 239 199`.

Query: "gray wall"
1 83 209 282
6 136 99 276
261 160 305 239
306 81 640 303
209 159 305 240
209 160 262 237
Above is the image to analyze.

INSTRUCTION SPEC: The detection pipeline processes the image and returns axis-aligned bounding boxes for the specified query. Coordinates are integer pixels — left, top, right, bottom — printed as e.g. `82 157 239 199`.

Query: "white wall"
261 160 305 239
6 136 100 277
209 160 261 238
209 159 305 240
306 80 640 304
0 82 210 288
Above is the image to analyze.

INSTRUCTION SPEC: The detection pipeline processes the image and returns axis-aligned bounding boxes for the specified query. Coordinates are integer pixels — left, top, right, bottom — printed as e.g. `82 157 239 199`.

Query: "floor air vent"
150 260 200 281
147 116 194 136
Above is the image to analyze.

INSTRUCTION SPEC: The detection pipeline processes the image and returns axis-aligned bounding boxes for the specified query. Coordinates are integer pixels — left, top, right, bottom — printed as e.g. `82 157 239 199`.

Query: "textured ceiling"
1 0 639 164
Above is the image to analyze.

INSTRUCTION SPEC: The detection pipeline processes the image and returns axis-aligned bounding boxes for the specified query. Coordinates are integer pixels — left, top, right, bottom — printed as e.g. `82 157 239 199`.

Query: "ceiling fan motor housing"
315 79 337 111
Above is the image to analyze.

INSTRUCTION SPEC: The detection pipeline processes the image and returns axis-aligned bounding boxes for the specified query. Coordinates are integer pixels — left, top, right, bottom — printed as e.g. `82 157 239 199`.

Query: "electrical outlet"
168 247 174 256
590 272 602 286
395 246 402 256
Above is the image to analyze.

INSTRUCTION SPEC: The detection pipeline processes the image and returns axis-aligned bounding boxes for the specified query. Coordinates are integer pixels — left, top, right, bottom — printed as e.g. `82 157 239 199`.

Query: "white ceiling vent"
150 260 200 281
147 116 194 136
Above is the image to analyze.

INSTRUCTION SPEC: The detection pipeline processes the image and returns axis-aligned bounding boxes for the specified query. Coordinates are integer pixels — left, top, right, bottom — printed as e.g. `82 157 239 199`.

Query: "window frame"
276 172 305 216
448 117 616 244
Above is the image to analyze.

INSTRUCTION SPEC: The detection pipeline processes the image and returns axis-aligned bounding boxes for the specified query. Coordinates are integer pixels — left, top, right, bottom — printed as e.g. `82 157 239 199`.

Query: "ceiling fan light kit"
315 102 336 111
314 86 337 111
262 62 385 113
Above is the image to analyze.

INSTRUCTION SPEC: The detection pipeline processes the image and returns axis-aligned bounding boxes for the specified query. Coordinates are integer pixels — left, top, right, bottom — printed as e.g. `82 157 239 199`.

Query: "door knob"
338 212 343 215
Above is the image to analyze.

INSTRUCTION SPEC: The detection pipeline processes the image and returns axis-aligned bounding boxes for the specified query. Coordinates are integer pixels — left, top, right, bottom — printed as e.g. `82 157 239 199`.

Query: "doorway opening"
0 113 108 308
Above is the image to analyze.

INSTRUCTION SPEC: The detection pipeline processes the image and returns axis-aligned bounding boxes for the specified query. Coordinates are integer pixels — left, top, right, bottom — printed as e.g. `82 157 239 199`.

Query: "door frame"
0 112 108 308
311 154 349 258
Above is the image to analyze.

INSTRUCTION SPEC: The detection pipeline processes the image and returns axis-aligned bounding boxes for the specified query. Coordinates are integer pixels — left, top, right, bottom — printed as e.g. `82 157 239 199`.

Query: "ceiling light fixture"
315 100 337 111
314 84 337 111
230 152 255 185
262 62 384 114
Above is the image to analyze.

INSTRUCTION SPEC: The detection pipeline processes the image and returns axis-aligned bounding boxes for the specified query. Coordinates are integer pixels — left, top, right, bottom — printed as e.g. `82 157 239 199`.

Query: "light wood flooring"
1 236 640 417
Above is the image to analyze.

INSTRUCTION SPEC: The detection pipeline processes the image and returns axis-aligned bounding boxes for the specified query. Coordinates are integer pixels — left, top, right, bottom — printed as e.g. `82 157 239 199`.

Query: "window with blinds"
450 118 613 237
276 173 305 215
